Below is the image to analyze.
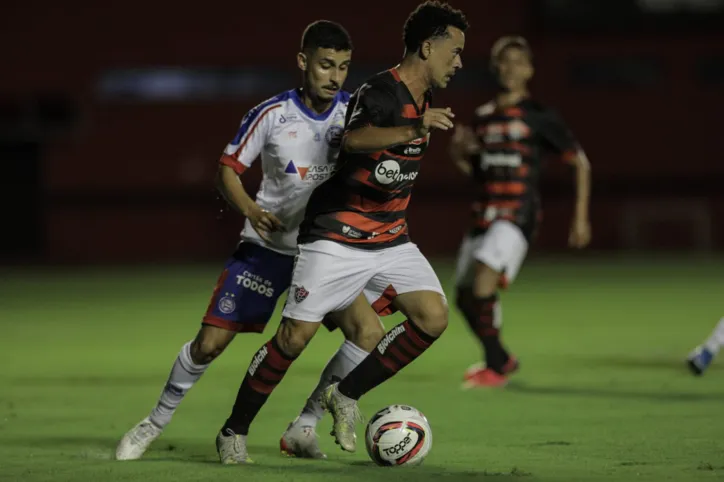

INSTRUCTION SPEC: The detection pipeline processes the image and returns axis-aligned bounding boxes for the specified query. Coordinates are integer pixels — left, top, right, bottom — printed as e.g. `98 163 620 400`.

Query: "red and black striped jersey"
468 98 579 240
298 68 432 249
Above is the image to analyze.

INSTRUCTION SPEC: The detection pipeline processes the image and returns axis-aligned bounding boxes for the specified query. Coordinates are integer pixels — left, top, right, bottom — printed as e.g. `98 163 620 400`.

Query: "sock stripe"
258 366 284 382
396 336 418 359
388 345 411 367
402 321 433 350
248 377 275 395
339 319 439 400
265 342 295 371
377 352 401 372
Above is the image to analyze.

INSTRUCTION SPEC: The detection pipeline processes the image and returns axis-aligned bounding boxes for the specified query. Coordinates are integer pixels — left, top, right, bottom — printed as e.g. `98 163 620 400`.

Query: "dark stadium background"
2 0 723 263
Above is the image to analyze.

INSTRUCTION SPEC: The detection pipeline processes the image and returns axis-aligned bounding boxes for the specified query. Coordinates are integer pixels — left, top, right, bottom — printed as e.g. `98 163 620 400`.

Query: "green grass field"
2 255 724 482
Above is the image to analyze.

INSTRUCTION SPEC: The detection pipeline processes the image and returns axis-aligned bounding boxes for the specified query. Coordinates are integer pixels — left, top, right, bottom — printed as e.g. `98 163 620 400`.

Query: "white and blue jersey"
219 88 350 255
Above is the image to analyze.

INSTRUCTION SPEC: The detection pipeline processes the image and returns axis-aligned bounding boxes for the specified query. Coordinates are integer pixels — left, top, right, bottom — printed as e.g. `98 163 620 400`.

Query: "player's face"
496 47 533 91
427 26 465 89
299 48 352 102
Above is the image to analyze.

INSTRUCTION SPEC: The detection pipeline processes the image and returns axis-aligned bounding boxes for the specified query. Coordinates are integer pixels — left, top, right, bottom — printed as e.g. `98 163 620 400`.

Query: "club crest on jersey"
326 125 344 148
293 285 309 303
218 293 236 314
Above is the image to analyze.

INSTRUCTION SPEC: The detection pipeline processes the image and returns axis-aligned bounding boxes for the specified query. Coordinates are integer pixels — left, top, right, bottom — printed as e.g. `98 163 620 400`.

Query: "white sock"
149 341 209 428
703 317 724 355
296 340 368 427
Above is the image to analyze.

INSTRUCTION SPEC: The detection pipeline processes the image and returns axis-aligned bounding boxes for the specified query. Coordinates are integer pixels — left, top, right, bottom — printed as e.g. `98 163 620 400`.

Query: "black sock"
221 336 295 436
457 289 508 373
338 319 438 400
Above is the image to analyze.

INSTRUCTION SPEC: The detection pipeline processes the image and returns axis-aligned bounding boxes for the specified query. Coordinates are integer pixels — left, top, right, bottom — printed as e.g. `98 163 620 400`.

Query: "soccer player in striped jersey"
116 20 394 464
215 0 468 457
450 36 592 388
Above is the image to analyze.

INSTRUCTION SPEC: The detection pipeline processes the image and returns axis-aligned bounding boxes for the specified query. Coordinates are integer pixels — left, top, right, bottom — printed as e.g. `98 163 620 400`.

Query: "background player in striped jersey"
450 36 592 388
116 21 394 463
687 316 724 375
216 0 468 458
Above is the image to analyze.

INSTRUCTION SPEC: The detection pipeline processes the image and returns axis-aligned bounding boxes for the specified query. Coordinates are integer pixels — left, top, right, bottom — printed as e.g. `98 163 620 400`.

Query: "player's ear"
297 52 308 71
420 40 432 60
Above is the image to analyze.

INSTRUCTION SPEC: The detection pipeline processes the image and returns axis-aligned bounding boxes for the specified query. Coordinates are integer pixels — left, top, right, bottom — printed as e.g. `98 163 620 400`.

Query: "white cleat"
115 417 163 460
320 384 363 453
280 419 327 459
216 428 253 464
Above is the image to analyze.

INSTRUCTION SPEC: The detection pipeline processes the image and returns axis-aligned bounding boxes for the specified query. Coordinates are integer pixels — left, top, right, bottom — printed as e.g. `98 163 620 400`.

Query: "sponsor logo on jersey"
480 120 531 143
342 225 363 239
388 224 405 235
404 146 422 156
284 160 333 181
374 160 419 185
480 152 522 169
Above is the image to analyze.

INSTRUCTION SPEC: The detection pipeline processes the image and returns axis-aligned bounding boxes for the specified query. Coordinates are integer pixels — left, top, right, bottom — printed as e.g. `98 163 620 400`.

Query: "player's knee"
348 318 386 352
190 337 225 365
190 326 235 365
276 318 318 358
409 297 449 338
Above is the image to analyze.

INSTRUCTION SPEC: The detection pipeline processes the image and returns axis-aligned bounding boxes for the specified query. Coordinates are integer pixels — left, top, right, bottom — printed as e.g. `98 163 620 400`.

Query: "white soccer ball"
365 404 432 467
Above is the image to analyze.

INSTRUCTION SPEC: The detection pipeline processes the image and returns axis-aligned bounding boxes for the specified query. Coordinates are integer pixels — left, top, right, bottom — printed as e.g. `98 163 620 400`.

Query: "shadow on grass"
506 380 724 402
0 435 537 481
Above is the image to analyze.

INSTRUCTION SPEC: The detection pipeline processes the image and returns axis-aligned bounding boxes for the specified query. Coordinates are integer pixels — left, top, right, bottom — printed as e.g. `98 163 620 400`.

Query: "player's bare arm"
342 107 454 154
449 124 478 176
216 164 284 241
566 150 591 248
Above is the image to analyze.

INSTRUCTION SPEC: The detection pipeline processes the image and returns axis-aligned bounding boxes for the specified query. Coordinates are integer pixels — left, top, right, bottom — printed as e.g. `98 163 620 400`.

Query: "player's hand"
247 205 284 242
450 125 480 157
416 108 455 136
568 217 591 249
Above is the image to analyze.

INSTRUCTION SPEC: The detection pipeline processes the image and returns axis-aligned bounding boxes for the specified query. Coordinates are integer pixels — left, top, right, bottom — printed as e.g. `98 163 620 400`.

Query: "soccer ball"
365 404 432 467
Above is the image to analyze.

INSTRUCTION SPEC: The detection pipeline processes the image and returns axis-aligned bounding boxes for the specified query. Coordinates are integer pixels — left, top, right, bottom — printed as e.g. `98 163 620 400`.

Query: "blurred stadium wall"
2 0 723 263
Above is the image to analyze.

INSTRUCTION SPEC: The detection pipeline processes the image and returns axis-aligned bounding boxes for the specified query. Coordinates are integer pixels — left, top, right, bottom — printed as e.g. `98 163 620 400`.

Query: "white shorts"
282 240 445 322
455 220 529 288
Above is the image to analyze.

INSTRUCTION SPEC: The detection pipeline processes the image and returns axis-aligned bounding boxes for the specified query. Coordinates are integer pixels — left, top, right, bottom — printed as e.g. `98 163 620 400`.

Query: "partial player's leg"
687 316 724 375
216 240 374 464
454 221 527 388
280 294 386 458
116 243 294 461
322 243 447 452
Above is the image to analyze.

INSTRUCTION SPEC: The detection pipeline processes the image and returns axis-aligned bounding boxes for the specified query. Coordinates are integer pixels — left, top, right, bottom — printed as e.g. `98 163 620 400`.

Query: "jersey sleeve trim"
231 103 282 157
219 153 249 175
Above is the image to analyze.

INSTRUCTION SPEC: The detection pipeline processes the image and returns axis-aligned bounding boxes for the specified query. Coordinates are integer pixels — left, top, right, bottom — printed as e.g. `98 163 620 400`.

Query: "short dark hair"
403 1 468 55
301 20 353 53
491 36 533 64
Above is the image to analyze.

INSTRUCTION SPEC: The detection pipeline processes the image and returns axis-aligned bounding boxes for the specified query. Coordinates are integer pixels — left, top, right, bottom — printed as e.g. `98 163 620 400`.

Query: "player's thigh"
326 294 385 352
374 243 448 336
454 235 476 289
202 242 295 334
282 240 374 323
472 220 529 294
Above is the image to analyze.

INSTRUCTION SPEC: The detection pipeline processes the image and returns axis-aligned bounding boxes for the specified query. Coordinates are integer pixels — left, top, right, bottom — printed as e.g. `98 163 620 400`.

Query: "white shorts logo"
375 160 418 185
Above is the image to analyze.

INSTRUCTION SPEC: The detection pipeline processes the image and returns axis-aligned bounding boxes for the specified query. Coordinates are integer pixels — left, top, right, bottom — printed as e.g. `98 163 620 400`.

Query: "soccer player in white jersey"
116 20 391 463
687 316 724 375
